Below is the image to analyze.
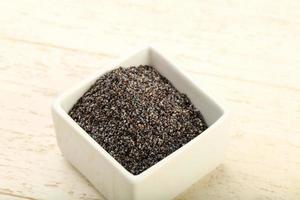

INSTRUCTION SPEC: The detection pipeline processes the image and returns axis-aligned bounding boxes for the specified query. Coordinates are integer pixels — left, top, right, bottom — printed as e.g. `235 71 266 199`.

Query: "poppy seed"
69 65 208 175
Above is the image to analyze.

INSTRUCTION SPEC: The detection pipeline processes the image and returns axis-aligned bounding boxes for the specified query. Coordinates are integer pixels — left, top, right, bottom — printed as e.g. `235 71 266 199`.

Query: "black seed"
69 65 208 175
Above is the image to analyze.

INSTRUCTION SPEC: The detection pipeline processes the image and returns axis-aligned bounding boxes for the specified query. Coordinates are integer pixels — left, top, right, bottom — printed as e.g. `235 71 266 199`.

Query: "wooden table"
1 0 299 199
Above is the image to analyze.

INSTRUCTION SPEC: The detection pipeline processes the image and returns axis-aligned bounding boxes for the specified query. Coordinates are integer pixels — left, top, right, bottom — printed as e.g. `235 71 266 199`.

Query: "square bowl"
51 46 231 200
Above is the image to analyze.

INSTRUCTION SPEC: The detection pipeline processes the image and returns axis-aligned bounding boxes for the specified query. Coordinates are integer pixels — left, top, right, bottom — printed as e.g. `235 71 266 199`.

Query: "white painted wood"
0 0 299 199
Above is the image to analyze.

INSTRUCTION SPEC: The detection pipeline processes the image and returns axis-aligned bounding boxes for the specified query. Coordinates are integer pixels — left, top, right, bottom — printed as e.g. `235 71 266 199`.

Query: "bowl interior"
59 47 223 126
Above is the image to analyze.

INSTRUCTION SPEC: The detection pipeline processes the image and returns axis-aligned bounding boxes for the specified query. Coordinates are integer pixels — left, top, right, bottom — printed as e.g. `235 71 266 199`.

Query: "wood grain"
0 0 299 199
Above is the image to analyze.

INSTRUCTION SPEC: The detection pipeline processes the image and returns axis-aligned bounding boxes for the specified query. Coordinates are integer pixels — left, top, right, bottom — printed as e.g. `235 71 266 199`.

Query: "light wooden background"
0 0 299 199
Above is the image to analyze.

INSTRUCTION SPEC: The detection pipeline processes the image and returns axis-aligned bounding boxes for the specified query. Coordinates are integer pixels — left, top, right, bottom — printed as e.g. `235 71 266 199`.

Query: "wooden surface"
0 0 300 199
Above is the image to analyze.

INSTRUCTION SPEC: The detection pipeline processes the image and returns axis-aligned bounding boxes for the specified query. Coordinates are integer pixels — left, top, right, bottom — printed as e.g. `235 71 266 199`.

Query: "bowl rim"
52 46 230 184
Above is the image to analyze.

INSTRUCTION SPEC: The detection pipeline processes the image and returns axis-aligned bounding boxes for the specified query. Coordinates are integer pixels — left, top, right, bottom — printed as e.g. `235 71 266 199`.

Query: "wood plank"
0 0 299 199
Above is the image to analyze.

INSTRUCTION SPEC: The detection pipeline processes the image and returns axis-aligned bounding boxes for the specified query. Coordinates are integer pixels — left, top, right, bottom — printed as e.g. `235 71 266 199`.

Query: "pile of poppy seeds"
69 65 208 175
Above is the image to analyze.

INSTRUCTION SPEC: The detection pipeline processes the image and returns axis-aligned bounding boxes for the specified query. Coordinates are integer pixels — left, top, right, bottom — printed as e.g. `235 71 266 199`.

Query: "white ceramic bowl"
51 46 231 200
